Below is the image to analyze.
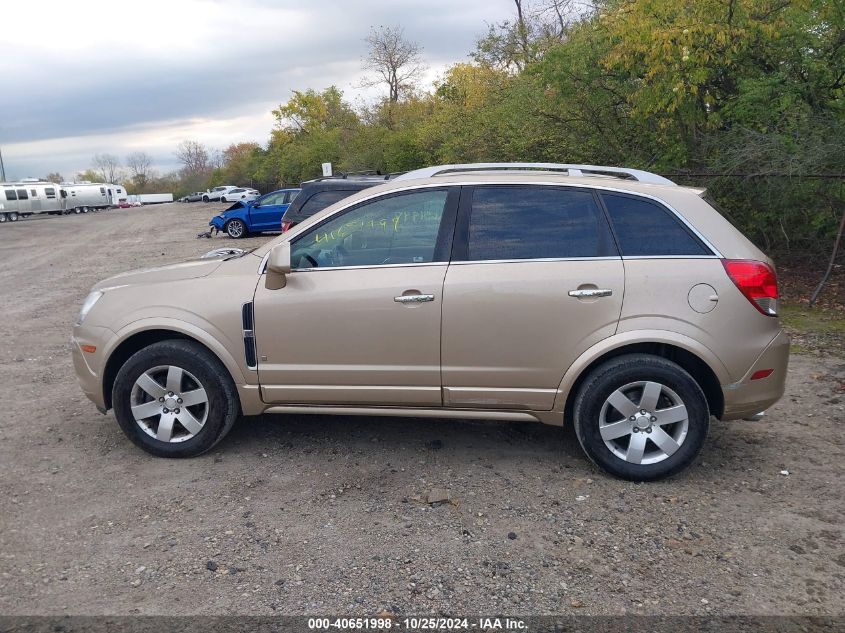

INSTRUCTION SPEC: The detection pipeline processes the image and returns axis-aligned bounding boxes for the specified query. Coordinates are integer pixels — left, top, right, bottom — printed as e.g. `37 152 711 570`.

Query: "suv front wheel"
112 340 239 457
573 354 709 481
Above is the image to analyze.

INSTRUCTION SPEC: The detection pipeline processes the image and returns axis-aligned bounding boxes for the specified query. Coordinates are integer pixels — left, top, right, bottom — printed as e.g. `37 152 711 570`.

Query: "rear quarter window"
600 193 711 256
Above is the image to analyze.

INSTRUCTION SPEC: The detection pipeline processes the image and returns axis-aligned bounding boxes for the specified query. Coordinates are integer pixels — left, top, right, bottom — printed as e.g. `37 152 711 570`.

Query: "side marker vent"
242 302 257 369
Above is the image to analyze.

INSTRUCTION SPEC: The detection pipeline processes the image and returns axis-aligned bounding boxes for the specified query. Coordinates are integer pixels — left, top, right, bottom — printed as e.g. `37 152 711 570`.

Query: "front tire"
573 354 709 481
225 219 247 238
221 197 228 203
202 196 210 203
112 340 239 457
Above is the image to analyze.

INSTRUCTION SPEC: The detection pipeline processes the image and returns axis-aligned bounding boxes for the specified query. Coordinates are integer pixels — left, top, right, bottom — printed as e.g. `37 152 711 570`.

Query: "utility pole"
0 147 6 182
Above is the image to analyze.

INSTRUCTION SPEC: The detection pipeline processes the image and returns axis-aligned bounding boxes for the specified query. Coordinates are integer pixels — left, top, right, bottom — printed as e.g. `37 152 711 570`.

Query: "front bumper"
71 325 116 411
721 329 790 420
209 216 225 231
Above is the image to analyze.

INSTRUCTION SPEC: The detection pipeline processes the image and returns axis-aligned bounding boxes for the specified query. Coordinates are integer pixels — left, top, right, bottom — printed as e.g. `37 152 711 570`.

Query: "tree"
42 172 64 183
363 25 426 103
74 169 101 183
175 140 210 176
92 153 122 183
125 151 154 190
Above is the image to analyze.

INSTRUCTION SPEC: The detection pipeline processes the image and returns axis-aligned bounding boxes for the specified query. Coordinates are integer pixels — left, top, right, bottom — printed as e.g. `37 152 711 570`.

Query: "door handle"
568 288 612 298
394 294 435 304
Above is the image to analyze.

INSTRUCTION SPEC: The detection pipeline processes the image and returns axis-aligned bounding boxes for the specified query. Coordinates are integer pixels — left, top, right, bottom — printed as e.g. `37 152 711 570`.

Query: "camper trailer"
0 181 64 222
60 182 124 213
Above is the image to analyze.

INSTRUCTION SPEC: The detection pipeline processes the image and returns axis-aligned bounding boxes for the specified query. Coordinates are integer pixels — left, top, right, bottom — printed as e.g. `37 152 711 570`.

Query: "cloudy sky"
0 0 513 181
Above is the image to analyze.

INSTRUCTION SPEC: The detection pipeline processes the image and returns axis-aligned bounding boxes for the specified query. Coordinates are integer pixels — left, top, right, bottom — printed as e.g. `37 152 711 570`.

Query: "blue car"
208 188 301 238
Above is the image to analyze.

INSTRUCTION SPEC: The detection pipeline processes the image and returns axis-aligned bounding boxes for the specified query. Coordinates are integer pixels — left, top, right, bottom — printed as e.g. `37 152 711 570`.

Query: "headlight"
77 290 103 325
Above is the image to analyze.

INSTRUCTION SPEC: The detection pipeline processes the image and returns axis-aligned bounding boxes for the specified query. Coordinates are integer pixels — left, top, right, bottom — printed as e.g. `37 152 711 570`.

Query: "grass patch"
779 303 845 335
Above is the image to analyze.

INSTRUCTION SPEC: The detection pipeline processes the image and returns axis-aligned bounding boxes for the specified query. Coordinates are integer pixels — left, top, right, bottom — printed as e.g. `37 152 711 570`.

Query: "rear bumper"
721 328 790 420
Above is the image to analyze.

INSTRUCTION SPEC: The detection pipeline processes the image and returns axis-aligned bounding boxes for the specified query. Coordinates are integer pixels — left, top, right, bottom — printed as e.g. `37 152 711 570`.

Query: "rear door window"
464 186 617 261
600 193 710 256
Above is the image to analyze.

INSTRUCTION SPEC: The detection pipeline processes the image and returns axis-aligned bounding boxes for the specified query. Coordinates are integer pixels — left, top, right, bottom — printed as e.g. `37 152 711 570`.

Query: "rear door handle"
394 294 435 304
568 288 613 298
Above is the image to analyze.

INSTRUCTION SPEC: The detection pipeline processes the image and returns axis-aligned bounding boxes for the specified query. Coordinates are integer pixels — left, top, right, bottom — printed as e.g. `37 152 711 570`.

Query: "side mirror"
266 242 291 290
267 242 291 274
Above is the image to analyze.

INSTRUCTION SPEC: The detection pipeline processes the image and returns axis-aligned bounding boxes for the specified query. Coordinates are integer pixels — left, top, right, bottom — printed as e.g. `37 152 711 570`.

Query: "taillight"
281 220 292 232
722 259 778 316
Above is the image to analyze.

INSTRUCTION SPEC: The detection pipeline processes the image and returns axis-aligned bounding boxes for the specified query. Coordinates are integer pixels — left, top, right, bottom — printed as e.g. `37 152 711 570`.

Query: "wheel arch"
101 326 246 411
558 334 726 423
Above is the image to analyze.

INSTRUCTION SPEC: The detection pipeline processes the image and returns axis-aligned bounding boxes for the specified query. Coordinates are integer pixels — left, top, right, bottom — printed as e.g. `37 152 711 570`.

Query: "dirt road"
0 203 843 616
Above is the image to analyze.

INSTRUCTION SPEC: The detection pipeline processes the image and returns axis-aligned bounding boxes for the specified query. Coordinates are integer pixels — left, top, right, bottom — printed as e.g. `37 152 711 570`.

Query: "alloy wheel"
130 365 209 443
598 381 689 465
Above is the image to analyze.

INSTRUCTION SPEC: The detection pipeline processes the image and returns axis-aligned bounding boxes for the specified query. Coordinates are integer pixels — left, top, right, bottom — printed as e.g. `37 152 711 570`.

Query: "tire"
0 213 6 223
112 339 239 457
220 197 228 203
572 354 709 481
74 207 81 214
225 219 247 238
82 207 89 213
202 196 210 203
9 212 18 221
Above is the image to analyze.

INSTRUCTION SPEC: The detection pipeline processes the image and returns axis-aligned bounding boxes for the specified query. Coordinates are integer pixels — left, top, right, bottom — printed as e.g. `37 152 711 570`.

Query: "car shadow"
219 411 588 468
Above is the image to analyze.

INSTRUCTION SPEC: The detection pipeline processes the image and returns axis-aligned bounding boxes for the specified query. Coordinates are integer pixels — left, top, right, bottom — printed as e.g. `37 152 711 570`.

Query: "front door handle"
568 288 613 298
394 294 435 304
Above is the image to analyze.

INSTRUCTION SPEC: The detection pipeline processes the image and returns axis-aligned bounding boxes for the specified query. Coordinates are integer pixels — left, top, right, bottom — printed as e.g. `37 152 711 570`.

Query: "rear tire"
572 354 709 481
202 196 210 203
8 212 18 221
221 197 228 203
112 340 239 458
0 213 6 223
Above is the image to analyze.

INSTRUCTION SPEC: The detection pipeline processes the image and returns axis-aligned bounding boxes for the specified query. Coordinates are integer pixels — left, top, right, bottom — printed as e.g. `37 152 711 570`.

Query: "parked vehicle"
221 188 260 203
202 186 237 202
1 181 64 221
180 192 206 203
72 163 789 481
134 193 173 205
208 188 300 238
61 182 124 214
280 173 392 232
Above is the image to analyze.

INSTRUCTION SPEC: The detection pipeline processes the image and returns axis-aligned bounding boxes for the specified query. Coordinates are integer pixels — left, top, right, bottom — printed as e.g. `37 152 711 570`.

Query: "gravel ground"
0 203 843 616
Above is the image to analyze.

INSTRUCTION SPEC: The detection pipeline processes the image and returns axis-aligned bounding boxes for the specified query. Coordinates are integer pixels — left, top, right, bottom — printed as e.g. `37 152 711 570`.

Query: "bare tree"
42 172 64 183
92 153 122 183
209 148 225 170
125 151 154 189
175 140 210 176
363 25 426 102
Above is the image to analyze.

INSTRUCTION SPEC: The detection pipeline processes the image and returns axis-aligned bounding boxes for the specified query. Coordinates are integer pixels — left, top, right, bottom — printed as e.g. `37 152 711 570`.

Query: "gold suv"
72 164 789 480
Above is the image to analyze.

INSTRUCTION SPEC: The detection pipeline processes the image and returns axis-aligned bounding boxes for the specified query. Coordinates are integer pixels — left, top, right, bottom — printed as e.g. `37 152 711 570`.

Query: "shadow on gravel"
221 412 585 461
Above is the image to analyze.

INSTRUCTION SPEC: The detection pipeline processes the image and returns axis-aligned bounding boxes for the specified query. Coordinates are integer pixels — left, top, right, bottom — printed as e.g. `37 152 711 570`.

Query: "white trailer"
60 182 124 213
0 181 64 222
137 193 174 204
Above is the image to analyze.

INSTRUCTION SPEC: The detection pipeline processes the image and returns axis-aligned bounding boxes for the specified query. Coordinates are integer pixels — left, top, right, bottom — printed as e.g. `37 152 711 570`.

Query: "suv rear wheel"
573 354 709 481
112 340 239 457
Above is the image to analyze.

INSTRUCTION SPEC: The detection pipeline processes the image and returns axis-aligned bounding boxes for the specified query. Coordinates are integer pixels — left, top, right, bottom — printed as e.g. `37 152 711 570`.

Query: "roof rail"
392 163 676 186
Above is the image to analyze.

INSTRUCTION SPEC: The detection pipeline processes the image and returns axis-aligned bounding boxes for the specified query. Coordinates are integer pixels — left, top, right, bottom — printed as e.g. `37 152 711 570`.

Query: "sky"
0 0 514 181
